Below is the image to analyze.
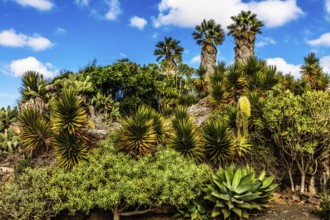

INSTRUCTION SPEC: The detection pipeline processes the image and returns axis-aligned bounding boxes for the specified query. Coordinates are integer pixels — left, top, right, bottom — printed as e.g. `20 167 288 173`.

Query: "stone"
187 97 212 126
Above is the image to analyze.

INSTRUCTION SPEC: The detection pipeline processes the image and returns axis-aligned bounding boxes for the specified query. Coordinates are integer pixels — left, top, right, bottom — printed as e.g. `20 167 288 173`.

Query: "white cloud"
326 0 330 13
105 0 121 21
266 57 301 78
75 0 89 7
153 0 303 28
119 52 127 57
15 0 53 11
190 55 201 64
130 16 148 30
320 56 330 74
307 33 330 47
256 37 276 47
0 29 53 51
2 57 58 78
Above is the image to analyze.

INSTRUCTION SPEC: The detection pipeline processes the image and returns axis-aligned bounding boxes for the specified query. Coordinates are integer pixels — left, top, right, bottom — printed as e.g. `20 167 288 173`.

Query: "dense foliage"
0 141 210 220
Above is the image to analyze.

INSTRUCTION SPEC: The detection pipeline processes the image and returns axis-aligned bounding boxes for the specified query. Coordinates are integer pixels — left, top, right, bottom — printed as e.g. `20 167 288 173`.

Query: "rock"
88 129 107 140
187 97 212 126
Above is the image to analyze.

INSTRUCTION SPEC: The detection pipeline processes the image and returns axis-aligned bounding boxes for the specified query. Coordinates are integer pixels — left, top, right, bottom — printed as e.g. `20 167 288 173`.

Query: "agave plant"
204 163 277 219
174 200 210 220
201 118 233 165
209 62 227 107
17 108 52 155
116 106 159 156
54 130 88 169
169 107 205 162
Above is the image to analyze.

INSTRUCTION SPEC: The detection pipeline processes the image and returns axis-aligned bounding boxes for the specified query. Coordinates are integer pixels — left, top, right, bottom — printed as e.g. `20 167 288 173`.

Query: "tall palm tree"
301 52 330 91
192 19 225 77
154 37 184 75
228 11 264 64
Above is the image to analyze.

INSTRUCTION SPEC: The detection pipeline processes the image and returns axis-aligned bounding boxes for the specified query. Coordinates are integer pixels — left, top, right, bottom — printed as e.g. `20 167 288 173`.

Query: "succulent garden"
0 11 330 220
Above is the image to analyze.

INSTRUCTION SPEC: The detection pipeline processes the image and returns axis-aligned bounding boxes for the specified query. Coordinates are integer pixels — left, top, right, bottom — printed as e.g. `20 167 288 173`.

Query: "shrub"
204 163 277 219
0 140 211 220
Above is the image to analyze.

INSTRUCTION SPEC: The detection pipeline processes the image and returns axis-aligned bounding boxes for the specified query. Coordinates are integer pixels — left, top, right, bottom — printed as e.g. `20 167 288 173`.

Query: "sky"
1 0 330 108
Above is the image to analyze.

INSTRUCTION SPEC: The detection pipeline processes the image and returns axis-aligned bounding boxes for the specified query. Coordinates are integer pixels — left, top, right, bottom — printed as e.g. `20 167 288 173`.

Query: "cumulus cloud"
320 56 330 74
105 0 121 21
2 57 58 78
15 0 53 11
266 57 301 78
307 33 330 47
153 0 303 28
190 55 201 64
75 0 89 7
326 0 330 13
0 29 53 51
256 37 276 47
130 16 148 30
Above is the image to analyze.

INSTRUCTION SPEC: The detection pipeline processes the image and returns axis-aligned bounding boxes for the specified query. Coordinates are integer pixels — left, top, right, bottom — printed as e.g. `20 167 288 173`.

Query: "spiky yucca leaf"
54 131 88 169
17 108 52 154
51 87 87 136
204 164 277 219
201 118 233 164
116 106 158 156
169 109 204 162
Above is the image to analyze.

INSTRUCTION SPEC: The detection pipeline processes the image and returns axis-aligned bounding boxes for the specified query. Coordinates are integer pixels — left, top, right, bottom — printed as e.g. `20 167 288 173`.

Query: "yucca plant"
116 106 158 156
204 163 277 219
51 87 90 142
19 71 47 103
169 107 204 162
54 130 88 169
17 108 52 155
201 118 233 165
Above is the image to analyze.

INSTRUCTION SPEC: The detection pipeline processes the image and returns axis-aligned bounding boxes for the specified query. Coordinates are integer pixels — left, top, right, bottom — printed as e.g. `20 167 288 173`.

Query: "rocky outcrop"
187 97 212 126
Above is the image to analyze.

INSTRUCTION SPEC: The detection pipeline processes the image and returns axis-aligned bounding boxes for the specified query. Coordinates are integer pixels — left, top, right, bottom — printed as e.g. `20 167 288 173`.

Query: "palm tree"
301 52 330 91
154 37 184 75
228 11 264 64
192 19 225 77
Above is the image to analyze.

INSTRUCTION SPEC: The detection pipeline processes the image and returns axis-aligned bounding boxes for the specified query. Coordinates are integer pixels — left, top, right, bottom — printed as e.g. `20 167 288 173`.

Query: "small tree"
263 89 330 193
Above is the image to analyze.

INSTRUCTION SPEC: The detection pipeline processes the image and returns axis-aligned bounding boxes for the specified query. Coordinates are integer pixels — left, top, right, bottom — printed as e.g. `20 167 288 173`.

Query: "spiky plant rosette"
54 130 88 169
116 106 158 156
17 108 52 154
204 163 277 219
169 116 205 162
201 118 233 165
50 87 87 136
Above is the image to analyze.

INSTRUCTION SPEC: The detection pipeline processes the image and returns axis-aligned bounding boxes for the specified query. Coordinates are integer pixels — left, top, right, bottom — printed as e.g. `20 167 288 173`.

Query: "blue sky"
1 0 330 108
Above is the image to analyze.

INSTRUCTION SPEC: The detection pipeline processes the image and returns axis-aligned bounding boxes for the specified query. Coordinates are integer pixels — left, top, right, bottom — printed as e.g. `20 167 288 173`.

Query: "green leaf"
231 167 242 191
211 207 222 218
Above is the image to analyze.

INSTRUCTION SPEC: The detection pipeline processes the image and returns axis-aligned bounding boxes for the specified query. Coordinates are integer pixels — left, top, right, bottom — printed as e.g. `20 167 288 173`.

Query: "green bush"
204 163 277 219
0 140 210 220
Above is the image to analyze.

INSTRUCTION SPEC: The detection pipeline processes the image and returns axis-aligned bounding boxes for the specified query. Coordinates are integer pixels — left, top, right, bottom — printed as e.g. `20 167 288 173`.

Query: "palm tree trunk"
201 43 217 78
